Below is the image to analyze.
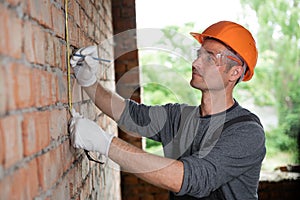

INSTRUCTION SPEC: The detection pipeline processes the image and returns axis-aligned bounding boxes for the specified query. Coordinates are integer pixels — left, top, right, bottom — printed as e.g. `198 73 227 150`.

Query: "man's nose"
192 58 202 70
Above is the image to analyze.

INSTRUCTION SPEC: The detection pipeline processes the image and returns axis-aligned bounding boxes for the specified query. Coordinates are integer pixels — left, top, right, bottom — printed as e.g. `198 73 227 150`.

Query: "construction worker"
69 21 266 199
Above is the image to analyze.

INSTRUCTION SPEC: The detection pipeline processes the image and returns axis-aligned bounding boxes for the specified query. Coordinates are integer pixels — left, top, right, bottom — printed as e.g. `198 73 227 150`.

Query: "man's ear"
229 66 244 82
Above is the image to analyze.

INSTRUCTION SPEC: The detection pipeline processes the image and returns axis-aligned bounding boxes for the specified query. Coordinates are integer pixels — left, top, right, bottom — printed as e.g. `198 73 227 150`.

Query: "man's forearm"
83 81 125 121
108 137 184 193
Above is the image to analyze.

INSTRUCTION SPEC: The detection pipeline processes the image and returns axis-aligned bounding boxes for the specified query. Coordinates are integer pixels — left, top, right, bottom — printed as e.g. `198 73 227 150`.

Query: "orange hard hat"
190 21 258 81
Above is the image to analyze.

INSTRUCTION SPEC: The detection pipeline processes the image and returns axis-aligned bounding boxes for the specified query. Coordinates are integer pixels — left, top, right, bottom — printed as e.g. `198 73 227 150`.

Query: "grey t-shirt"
117 100 266 200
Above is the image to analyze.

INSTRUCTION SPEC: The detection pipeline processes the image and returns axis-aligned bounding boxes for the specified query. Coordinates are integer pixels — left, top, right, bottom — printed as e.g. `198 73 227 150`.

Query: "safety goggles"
194 47 243 67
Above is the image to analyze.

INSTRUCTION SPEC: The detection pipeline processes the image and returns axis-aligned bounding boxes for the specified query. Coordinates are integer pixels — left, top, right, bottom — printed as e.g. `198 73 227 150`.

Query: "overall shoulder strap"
199 113 263 200
222 113 262 130
201 113 263 155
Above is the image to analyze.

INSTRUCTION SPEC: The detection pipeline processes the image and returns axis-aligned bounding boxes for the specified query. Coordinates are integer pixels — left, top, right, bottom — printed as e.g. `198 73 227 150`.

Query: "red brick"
71 80 83 103
0 4 9 55
35 111 50 150
49 72 58 104
31 69 44 107
0 115 23 169
81 0 92 16
12 63 34 109
60 139 75 172
39 70 51 107
53 37 61 69
0 66 6 115
73 1 81 26
6 8 22 59
24 21 46 64
49 109 68 140
69 20 79 47
78 29 88 47
67 164 86 199
44 71 54 106
0 4 33 60
23 21 35 63
37 146 64 191
33 25 46 65
51 5 65 38
87 19 94 39
6 0 21 6
114 61 128 74
123 175 139 184
66 166 76 197
0 158 39 200
4 62 17 110
24 159 40 198
32 70 52 107
56 73 68 104
80 175 93 199
120 7 135 18
68 0 80 27
80 9 88 34
45 32 55 67
28 0 52 29
121 50 139 62
51 173 71 200
31 68 41 107
60 44 67 72
0 116 4 165
116 66 140 85
22 112 37 156
122 0 135 7
94 26 101 42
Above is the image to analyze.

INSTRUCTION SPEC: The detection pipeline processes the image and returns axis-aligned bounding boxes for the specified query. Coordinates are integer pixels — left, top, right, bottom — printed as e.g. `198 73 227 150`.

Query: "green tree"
140 23 200 106
140 23 201 149
240 0 300 161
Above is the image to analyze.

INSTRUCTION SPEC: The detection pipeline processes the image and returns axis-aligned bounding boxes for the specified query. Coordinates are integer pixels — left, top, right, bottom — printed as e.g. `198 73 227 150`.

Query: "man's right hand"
70 46 126 122
70 46 100 87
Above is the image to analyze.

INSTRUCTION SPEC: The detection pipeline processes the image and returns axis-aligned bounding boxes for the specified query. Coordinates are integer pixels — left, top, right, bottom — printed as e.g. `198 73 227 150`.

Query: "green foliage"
140 23 201 149
266 128 297 153
140 23 201 106
265 127 298 163
146 139 161 149
240 0 300 162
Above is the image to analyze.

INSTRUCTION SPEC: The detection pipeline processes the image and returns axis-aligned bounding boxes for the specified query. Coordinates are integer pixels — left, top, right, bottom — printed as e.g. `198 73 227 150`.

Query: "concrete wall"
0 0 120 199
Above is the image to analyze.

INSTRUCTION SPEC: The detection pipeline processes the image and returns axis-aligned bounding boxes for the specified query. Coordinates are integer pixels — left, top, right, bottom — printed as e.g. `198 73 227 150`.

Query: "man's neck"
200 90 235 117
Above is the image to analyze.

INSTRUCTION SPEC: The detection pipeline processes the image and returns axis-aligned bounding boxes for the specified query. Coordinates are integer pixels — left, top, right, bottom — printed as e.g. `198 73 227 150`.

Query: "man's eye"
207 55 214 61
197 50 202 57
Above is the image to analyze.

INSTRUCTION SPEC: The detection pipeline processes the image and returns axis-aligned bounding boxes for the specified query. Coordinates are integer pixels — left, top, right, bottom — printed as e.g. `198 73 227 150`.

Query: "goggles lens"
193 47 243 67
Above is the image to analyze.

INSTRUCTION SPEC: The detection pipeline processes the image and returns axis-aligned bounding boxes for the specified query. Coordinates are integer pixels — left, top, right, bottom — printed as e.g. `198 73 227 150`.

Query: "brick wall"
258 180 300 199
3 1 297 200
258 172 300 200
111 0 169 199
0 0 120 199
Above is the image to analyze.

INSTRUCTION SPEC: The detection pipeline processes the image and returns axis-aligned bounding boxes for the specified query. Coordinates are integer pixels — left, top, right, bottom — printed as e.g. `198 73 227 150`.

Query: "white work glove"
70 46 100 87
69 109 114 157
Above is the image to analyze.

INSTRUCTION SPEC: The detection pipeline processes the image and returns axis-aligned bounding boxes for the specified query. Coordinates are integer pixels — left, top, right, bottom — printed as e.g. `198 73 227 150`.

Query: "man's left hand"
69 109 114 157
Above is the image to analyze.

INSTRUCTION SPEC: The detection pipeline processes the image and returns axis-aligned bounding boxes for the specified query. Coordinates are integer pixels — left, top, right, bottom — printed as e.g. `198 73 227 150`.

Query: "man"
69 21 266 199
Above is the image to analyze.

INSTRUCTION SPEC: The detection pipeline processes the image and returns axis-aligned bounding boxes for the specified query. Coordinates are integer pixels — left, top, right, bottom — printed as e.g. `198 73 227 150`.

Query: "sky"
136 0 245 30
135 0 258 50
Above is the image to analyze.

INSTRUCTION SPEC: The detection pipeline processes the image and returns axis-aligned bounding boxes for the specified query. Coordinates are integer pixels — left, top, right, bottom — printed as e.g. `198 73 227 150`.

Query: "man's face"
190 39 230 92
